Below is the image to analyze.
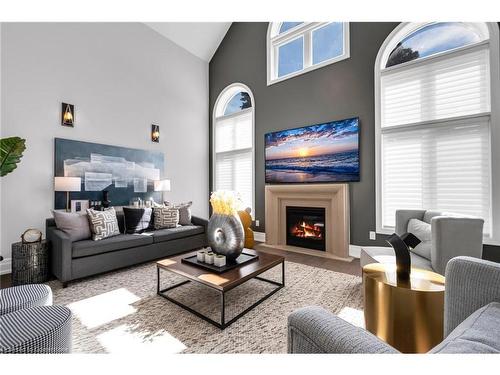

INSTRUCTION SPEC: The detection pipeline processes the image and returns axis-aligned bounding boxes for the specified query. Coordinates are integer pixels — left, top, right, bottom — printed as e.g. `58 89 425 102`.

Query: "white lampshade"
54 177 81 192
154 179 171 192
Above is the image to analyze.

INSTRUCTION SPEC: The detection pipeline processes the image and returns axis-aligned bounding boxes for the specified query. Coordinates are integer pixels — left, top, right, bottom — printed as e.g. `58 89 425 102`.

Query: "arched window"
213 83 255 214
375 22 500 244
267 22 350 85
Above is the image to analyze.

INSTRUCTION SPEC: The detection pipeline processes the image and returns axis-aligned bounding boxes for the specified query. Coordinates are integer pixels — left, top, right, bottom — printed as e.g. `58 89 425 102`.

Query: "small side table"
363 263 445 353
11 240 49 286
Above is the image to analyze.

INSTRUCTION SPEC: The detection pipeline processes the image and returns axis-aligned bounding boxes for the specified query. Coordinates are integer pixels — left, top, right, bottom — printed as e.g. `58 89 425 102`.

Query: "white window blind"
214 109 253 212
381 118 491 233
380 44 492 234
381 46 491 128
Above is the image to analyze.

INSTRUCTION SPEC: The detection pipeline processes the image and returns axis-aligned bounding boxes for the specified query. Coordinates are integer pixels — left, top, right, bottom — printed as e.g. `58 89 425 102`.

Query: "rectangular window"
214 110 253 213
312 22 344 65
381 118 491 234
379 44 492 235
381 47 490 128
278 37 304 77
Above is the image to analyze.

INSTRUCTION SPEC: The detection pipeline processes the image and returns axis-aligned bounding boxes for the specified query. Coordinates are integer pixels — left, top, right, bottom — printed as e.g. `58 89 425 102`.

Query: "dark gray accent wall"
209 22 500 262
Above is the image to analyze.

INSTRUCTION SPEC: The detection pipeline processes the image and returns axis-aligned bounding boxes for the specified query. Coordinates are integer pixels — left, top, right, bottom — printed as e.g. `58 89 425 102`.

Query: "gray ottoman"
0 284 52 315
0 305 72 353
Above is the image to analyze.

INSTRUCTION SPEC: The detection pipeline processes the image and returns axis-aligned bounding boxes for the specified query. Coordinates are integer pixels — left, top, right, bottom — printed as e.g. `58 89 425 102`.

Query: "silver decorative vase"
207 213 245 261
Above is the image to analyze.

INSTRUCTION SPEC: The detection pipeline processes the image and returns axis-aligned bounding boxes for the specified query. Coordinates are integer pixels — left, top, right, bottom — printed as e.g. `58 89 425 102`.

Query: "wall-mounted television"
265 117 360 184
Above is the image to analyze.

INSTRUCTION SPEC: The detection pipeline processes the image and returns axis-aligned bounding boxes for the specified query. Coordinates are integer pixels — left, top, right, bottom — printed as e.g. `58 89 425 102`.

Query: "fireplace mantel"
263 184 350 260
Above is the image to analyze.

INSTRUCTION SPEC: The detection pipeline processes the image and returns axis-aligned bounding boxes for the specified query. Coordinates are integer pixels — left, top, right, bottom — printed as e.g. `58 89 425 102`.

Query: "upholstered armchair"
361 209 484 275
288 257 500 353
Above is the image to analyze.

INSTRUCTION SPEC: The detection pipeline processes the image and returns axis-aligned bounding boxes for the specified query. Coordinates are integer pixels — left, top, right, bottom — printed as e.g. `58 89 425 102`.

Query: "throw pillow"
86 207 120 241
407 218 432 260
176 201 193 225
123 207 153 234
163 201 192 225
153 207 179 229
51 210 91 242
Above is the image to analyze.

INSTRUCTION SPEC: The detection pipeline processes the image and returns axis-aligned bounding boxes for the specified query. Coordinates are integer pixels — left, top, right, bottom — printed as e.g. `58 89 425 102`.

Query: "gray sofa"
361 209 484 275
288 257 500 353
46 212 208 287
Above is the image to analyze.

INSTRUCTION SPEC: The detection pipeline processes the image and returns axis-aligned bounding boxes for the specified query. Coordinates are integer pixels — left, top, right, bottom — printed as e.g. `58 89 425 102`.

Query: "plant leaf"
0 137 26 177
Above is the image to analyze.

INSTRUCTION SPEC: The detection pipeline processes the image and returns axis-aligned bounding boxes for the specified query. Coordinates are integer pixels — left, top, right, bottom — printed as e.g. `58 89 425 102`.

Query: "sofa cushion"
86 208 120 241
151 225 204 244
153 207 179 229
72 234 153 258
430 302 500 353
407 218 432 260
51 210 91 242
123 207 153 233
423 210 443 224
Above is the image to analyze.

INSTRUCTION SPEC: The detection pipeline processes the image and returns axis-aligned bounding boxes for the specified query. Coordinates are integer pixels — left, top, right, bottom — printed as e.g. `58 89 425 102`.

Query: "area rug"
47 261 363 353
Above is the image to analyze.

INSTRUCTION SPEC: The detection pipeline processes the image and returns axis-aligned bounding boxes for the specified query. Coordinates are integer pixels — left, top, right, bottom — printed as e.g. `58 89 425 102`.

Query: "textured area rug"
47 261 363 353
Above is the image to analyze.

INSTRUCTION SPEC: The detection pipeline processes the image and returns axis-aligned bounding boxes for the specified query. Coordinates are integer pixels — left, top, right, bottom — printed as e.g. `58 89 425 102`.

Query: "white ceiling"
145 22 231 62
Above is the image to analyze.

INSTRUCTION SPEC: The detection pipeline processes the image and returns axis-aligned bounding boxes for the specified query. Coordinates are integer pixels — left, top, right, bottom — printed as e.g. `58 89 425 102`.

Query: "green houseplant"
0 137 26 177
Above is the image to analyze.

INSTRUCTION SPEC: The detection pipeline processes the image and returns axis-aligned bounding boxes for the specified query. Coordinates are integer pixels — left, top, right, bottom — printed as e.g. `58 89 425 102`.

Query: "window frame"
212 83 255 218
267 22 350 86
374 22 500 246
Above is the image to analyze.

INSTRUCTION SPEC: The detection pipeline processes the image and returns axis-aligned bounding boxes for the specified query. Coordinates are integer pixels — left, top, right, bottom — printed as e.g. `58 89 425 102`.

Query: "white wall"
0 23 209 273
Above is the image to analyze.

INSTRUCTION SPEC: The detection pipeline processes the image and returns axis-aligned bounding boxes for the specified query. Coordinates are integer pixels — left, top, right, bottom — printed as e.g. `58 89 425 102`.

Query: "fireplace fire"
286 206 326 251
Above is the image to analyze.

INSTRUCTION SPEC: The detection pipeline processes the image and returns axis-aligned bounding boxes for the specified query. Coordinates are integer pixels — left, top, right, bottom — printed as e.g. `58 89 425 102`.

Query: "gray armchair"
288 257 500 354
361 209 484 275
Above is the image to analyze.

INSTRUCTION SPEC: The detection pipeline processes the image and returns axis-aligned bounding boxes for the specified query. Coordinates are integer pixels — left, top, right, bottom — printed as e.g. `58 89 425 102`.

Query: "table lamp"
54 177 82 211
154 179 171 203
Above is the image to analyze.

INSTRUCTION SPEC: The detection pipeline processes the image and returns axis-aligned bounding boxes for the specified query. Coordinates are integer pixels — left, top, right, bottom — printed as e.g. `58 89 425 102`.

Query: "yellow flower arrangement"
210 190 241 216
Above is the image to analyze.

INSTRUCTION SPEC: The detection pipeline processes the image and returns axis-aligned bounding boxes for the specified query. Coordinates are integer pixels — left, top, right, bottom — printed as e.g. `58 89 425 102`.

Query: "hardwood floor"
1 273 12 289
0 245 361 290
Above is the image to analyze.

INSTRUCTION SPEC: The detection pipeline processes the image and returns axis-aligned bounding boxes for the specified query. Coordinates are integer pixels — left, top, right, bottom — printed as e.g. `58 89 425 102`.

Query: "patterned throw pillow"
164 201 192 225
153 207 179 229
86 207 120 241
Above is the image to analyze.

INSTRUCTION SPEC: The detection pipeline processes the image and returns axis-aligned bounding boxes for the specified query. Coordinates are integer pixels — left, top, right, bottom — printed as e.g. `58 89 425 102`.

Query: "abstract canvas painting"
54 138 164 209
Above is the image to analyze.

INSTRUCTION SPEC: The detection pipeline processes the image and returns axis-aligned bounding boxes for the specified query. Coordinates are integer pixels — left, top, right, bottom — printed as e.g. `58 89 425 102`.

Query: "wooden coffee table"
156 249 285 329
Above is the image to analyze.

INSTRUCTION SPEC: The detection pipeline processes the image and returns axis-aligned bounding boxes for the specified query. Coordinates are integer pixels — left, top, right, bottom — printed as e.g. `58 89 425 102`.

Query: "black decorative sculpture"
102 190 111 209
386 232 421 284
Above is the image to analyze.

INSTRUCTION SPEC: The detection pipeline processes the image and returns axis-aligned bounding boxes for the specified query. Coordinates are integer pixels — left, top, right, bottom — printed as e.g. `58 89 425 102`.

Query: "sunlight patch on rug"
97 324 187 354
67 288 140 329
337 306 365 328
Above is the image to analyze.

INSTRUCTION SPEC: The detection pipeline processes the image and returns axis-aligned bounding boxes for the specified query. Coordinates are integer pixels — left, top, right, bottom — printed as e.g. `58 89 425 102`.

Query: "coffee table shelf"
156 248 285 329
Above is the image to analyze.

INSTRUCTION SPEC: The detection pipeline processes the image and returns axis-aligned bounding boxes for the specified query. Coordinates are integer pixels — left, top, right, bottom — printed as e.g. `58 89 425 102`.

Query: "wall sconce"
151 124 160 143
61 103 75 127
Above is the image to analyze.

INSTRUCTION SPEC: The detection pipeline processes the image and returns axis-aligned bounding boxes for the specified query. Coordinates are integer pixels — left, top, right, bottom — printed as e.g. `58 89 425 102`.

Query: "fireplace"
286 206 326 251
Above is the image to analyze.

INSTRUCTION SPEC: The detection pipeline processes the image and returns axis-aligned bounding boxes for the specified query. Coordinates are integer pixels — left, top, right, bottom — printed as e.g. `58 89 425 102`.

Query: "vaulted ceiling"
145 22 231 61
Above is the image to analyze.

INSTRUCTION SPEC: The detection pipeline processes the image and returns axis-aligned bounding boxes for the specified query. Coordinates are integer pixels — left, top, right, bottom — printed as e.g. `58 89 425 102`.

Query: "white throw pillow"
407 218 432 260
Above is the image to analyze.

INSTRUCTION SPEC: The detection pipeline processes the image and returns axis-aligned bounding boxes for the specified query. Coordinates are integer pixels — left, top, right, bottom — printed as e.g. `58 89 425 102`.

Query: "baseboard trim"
254 231 266 243
349 245 362 259
0 257 12 275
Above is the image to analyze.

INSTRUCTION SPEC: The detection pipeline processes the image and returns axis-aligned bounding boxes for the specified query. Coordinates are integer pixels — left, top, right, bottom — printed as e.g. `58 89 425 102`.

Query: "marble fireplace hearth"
262 184 351 261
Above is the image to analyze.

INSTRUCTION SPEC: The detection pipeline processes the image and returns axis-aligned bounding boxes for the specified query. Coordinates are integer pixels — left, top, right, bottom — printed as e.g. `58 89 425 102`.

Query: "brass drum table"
363 263 445 353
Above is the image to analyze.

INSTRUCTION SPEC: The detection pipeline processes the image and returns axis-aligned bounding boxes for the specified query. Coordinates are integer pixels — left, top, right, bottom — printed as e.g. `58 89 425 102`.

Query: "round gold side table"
363 263 445 353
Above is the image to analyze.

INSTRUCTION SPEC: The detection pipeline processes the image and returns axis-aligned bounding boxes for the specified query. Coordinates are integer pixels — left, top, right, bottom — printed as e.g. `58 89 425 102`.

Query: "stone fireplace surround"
263 184 351 261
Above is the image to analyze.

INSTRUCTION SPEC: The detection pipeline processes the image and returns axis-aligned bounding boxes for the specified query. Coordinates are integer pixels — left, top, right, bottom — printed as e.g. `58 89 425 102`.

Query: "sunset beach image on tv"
265 117 359 183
